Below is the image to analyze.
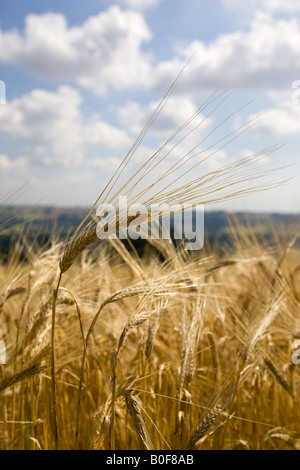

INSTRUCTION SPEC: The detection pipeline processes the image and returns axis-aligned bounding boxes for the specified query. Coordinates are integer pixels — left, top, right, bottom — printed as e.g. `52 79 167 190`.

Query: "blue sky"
0 0 300 212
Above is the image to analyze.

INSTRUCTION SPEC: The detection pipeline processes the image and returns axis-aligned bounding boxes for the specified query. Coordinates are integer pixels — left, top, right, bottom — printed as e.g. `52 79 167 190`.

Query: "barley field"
0 216 299 450
0 73 300 451
1 0 300 453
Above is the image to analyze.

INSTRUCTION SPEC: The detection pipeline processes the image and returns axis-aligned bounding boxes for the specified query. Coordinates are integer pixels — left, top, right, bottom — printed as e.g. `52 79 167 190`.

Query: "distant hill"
0 205 299 257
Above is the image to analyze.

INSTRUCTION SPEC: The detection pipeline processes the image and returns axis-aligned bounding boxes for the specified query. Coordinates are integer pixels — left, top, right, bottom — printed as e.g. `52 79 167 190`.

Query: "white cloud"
0 86 84 166
118 96 212 137
118 101 148 134
0 86 132 168
84 117 131 148
250 97 300 136
223 0 300 13
1 6 299 99
148 96 200 133
0 154 28 173
152 13 300 94
0 154 10 171
90 156 122 170
65 171 94 183
113 0 164 10
0 6 152 94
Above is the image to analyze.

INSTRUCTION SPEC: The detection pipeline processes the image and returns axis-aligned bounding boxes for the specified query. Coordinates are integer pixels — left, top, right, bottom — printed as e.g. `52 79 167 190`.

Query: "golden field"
0 221 299 450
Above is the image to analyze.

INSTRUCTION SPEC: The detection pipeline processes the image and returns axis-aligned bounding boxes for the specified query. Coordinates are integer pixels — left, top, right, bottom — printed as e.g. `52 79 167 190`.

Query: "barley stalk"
264 358 292 396
186 405 222 450
0 364 47 394
122 389 153 450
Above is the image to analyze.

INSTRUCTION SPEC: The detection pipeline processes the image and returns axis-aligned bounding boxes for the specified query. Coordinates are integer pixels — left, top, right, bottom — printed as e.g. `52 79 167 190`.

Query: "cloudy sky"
0 0 300 212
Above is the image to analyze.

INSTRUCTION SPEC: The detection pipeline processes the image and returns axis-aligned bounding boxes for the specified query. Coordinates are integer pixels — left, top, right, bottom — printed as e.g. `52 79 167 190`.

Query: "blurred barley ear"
122 389 154 450
186 406 222 450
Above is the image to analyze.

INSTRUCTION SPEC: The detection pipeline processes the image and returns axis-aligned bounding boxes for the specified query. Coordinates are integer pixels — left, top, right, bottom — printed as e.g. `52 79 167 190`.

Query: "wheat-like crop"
1 63 298 451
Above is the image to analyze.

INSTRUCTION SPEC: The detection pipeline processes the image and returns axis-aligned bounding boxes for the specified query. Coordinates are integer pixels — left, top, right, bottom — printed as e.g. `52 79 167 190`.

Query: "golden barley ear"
264 358 292 396
59 228 99 274
122 389 154 450
0 363 47 393
59 215 139 274
186 405 222 450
